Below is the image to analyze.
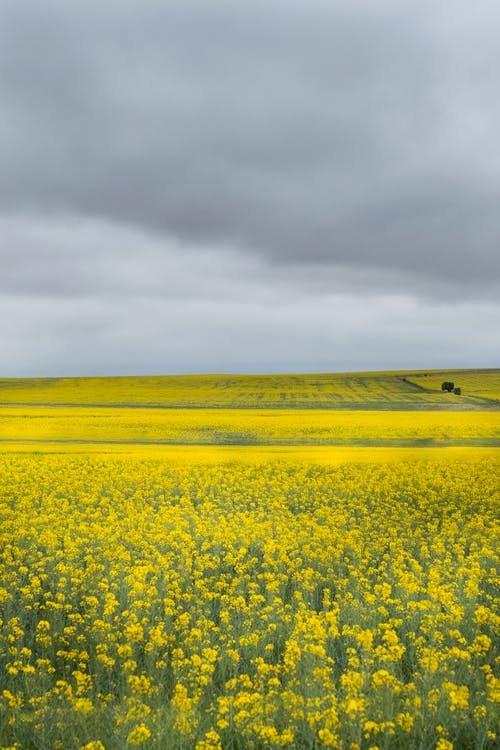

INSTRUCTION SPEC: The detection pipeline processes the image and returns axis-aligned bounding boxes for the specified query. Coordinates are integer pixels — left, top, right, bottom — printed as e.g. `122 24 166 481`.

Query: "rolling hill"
0 368 498 409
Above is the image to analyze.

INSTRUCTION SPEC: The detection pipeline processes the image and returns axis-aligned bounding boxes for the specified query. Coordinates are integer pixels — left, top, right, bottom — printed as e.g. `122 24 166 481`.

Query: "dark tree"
441 381 454 392
454 387 461 395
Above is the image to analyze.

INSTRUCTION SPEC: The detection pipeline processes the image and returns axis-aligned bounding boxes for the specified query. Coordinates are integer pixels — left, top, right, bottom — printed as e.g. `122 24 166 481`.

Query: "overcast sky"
1 0 499 376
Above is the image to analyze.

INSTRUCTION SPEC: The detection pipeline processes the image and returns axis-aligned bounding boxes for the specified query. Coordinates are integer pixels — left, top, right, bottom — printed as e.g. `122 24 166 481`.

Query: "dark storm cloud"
1 0 499 292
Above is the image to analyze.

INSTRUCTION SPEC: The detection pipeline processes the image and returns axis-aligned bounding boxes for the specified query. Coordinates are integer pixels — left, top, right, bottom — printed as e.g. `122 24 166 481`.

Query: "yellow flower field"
0 407 498 447
0 451 498 749
1 371 498 748
0 369 498 408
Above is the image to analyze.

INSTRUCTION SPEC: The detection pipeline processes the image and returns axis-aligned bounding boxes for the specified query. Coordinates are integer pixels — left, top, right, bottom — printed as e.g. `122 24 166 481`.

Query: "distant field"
0 368 498 408
407 370 500 401
1 406 498 447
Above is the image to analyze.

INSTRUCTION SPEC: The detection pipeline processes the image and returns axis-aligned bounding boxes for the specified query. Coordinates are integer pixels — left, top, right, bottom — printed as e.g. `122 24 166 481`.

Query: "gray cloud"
2 285 498 377
0 214 498 376
1 1 500 283
0 1 499 374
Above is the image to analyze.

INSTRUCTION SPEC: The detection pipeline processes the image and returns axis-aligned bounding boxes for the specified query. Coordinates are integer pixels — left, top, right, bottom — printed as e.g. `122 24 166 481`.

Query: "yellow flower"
344 697 365 717
195 730 223 750
126 724 152 746
443 682 469 711
436 739 453 750
73 698 94 715
396 712 414 732
372 669 398 689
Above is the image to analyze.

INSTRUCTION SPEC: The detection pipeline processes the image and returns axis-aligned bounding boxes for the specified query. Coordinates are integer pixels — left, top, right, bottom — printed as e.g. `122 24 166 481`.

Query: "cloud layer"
1 1 499 374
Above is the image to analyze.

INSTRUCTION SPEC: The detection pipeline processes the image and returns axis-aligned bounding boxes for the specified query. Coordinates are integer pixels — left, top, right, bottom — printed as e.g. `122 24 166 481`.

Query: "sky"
1 0 499 376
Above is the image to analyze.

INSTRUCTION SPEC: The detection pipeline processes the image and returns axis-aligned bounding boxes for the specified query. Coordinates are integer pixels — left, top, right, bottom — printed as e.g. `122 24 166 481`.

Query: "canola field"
0 369 498 409
0 455 499 750
0 370 498 749
407 372 500 403
0 407 498 447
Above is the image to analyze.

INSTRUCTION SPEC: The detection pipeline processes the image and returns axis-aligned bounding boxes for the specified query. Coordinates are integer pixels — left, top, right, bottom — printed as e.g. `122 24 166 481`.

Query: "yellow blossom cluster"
0 453 498 748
